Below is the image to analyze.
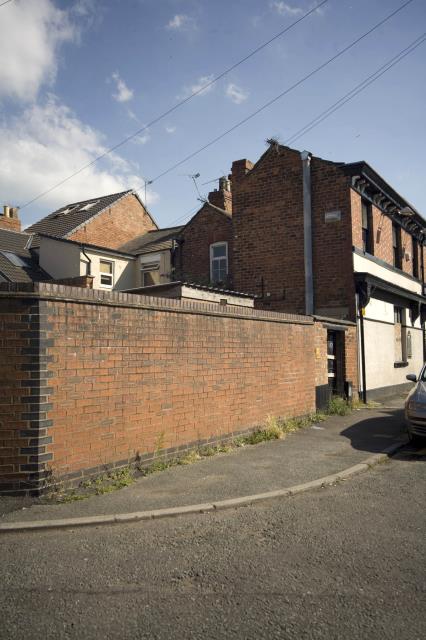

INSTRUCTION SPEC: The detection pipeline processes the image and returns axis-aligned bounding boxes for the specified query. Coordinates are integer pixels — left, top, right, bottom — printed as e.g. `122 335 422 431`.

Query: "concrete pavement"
0 396 410 529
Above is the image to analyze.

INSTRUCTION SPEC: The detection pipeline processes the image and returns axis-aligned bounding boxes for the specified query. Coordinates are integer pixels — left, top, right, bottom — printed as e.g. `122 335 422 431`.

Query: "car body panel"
405 366 426 439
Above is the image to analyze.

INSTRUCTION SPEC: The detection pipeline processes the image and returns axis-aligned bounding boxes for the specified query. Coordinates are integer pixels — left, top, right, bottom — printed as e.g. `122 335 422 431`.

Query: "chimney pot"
3 205 10 217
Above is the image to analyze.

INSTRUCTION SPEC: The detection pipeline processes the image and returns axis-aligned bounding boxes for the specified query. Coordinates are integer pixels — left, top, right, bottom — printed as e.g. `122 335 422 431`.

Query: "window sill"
394 361 409 368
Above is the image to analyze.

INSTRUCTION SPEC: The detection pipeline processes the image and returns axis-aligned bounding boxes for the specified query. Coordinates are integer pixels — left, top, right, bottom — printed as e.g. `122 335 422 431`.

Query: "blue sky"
0 0 425 229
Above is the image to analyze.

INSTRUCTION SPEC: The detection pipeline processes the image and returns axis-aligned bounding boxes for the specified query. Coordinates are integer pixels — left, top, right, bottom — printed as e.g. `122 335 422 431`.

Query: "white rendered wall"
353 252 422 295
39 237 80 279
363 296 423 391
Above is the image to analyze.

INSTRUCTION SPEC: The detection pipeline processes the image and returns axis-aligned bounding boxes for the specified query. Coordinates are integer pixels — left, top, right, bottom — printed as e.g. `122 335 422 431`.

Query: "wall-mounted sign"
325 210 342 223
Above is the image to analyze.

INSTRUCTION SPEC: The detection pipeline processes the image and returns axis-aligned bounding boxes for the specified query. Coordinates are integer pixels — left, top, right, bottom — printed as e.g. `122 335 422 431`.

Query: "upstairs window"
392 224 402 269
99 259 114 288
361 200 373 254
412 236 419 278
210 242 228 284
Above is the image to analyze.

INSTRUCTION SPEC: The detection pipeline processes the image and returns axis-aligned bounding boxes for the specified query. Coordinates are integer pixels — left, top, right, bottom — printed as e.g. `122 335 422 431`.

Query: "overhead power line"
164 32 425 226
0 0 14 8
147 0 416 185
284 33 426 146
19 0 330 210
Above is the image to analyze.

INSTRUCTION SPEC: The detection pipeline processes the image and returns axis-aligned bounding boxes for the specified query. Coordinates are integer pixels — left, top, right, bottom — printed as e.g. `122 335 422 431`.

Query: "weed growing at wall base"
52 398 351 502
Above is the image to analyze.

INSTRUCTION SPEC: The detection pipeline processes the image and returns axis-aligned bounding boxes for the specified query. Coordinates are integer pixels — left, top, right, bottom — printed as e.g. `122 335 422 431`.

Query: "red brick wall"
69 193 157 250
232 146 305 311
311 158 354 319
351 190 422 279
232 146 355 318
0 282 317 494
177 203 233 287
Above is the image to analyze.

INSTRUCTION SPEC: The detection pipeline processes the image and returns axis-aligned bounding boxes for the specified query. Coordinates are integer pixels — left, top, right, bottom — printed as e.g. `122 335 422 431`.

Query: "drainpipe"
301 150 314 316
421 239 426 361
358 298 367 403
80 244 92 276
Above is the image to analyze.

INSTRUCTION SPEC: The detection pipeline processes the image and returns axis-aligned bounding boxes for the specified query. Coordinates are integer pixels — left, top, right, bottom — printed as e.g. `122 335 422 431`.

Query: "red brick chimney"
208 176 232 214
0 205 21 232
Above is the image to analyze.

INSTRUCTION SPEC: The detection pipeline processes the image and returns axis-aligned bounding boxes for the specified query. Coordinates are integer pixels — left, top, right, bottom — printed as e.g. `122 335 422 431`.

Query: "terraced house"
176 142 426 401
1 143 424 403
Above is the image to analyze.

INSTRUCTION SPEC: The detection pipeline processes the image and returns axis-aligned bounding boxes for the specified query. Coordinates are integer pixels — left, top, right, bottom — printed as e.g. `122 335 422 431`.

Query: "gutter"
80 244 92 276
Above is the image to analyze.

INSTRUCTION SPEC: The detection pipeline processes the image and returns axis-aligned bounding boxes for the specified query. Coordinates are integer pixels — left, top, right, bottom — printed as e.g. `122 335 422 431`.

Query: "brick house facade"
26 190 157 251
179 142 425 400
175 201 233 288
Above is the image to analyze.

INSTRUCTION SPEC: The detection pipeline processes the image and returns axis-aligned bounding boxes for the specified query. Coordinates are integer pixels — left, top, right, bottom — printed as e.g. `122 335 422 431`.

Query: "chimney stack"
0 205 22 232
231 158 254 184
208 176 232 214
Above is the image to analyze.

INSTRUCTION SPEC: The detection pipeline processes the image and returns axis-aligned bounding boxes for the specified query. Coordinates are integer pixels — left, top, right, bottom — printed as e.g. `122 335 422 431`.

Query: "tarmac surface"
0 433 425 639
0 397 408 525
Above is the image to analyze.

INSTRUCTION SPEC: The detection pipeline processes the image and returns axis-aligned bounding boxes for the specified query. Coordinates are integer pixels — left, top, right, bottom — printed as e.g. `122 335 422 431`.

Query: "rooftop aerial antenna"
180 172 206 202
140 176 153 207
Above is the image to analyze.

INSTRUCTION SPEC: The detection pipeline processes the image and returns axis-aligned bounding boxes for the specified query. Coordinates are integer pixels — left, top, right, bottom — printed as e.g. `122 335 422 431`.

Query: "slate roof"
26 189 134 240
0 229 51 283
121 226 184 255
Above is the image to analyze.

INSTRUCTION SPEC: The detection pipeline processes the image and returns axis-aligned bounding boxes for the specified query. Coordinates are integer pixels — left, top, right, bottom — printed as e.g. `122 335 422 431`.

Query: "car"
405 366 426 444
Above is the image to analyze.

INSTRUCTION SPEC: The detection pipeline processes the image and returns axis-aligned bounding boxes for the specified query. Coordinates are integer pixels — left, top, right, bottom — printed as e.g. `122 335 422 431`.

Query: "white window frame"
210 242 228 284
99 259 114 289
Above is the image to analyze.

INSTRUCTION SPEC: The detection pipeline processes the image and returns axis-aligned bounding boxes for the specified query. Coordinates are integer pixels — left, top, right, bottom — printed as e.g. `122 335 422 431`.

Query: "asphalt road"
1 449 425 640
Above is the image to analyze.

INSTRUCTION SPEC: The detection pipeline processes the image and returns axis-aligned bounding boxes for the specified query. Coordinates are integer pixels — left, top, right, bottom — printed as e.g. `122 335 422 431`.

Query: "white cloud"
271 2 303 16
165 125 176 134
0 0 75 102
0 96 159 214
226 83 248 105
133 131 150 145
166 14 196 31
110 71 134 103
179 75 215 99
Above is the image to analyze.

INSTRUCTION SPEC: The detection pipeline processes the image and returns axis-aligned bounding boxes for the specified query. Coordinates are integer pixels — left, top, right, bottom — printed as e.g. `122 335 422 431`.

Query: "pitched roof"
121 226 184 255
26 189 136 240
0 229 51 283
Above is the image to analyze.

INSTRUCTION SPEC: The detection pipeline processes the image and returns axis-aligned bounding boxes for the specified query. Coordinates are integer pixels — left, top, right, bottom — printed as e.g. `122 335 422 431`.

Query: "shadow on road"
341 406 425 459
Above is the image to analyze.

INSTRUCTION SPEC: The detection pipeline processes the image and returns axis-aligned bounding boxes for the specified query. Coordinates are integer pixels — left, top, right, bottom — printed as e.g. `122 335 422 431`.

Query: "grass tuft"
328 396 351 416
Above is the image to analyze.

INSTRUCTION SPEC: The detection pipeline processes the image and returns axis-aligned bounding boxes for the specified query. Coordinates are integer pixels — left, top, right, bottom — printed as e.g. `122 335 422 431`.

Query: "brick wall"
0 293 54 495
52 276 94 288
177 203 233 287
311 158 354 319
232 146 306 311
69 193 157 251
0 282 317 495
